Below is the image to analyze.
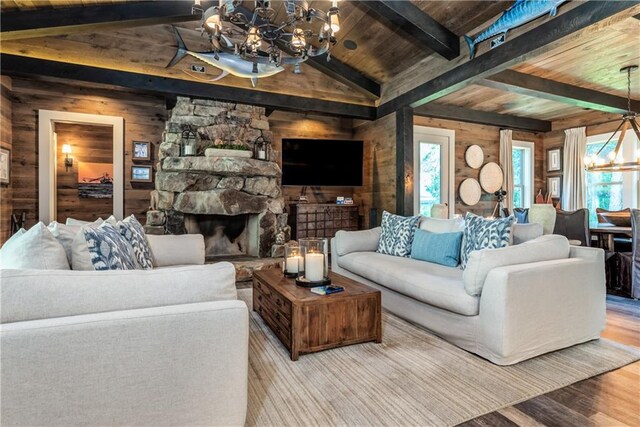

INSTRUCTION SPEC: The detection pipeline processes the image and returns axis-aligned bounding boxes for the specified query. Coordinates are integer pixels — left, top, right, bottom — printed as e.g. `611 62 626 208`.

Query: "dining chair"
616 209 640 299
596 207 632 251
553 209 590 247
528 204 556 235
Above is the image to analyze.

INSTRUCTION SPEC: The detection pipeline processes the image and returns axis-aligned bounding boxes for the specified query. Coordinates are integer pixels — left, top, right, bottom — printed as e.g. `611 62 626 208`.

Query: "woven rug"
239 289 639 426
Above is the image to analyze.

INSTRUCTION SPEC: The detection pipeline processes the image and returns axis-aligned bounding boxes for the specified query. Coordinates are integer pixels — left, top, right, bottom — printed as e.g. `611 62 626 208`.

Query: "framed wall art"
0 147 10 185
547 176 562 199
547 148 562 173
132 141 151 161
131 165 153 183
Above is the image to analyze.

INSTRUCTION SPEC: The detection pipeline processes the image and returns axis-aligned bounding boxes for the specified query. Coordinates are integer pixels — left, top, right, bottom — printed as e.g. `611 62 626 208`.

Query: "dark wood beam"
378 1 639 117
396 107 414 215
0 1 201 41
361 1 460 60
0 54 376 120
234 6 380 98
480 70 640 114
414 104 551 132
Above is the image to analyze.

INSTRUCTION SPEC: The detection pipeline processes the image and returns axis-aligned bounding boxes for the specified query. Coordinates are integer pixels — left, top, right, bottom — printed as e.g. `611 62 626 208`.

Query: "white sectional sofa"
0 235 249 426
331 224 607 365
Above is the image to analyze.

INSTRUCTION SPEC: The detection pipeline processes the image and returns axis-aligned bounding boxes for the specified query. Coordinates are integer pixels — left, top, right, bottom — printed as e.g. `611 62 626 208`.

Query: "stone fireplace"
145 97 289 259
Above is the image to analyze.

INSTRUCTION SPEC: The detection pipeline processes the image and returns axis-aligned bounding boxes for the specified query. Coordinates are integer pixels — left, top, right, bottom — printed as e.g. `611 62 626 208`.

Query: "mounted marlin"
166 26 284 87
464 0 567 59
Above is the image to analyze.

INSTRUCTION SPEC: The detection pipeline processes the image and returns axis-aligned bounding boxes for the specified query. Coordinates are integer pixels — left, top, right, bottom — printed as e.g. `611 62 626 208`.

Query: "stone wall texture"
146 97 288 258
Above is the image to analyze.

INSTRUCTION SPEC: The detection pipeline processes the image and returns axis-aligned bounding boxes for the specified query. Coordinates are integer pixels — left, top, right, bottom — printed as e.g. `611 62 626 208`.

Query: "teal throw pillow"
411 229 463 267
376 211 420 257
461 213 514 269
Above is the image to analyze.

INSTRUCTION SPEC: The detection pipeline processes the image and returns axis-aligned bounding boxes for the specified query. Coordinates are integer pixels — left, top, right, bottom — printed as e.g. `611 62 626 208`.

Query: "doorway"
38 110 124 224
413 126 455 218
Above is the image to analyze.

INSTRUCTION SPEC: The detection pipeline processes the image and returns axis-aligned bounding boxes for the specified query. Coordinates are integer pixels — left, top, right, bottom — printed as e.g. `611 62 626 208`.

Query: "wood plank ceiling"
1 0 639 125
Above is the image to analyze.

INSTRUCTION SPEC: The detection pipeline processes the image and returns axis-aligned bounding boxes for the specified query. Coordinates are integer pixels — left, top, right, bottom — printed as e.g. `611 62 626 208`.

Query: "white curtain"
499 129 514 213
562 127 587 210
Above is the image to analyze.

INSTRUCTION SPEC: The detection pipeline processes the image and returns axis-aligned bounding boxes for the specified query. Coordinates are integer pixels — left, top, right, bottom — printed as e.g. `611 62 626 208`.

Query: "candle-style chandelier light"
194 0 340 71
584 65 640 172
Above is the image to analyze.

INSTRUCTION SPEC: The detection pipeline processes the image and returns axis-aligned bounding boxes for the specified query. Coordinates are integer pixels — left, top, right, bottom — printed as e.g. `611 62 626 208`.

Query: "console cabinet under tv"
288 203 359 241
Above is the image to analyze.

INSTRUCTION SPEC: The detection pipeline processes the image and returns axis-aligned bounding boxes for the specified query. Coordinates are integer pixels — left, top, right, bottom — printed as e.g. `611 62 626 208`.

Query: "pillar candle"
286 255 301 273
305 253 324 282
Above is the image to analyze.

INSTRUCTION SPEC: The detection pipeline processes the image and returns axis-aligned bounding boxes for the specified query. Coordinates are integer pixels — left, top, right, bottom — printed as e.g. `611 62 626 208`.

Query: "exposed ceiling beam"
414 104 552 132
480 70 640 114
0 1 201 41
378 1 639 118
361 0 460 60
234 6 380 98
0 54 376 120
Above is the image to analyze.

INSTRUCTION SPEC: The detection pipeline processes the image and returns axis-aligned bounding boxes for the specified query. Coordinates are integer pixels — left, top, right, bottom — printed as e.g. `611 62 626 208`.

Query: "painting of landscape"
78 162 113 198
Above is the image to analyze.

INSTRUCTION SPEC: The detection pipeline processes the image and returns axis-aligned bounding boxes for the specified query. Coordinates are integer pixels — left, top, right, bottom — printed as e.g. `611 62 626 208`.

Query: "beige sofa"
0 235 248 426
331 224 607 365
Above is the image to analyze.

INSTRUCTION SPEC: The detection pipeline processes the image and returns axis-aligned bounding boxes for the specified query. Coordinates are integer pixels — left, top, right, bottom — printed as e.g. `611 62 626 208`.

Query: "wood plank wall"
55 122 115 223
0 76 12 245
270 110 356 205
9 76 166 232
353 113 544 228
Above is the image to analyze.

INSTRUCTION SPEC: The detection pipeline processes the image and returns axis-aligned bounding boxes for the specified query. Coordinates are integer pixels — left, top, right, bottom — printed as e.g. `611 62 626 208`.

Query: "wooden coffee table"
252 269 382 361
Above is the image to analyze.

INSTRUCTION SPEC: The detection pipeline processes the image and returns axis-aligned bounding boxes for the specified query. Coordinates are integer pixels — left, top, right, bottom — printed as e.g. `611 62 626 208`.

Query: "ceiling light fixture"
584 65 640 172
194 0 341 72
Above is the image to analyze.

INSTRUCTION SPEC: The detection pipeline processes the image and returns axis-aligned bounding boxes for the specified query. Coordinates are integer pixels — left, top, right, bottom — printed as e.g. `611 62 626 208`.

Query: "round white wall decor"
479 162 504 193
465 145 484 169
459 178 482 206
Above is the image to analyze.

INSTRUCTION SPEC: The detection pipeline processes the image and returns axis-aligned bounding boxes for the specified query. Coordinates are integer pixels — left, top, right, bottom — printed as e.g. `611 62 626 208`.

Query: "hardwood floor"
462 295 640 427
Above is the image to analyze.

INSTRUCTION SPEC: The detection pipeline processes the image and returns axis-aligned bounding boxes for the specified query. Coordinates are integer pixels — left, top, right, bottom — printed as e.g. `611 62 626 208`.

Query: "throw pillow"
419 216 464 233
82 222 137 271
118 215 153 270
460 213 514 269
66 217 103 226
0 223 70 270
376 211 420 257
48 221 81 264
411 229 463 267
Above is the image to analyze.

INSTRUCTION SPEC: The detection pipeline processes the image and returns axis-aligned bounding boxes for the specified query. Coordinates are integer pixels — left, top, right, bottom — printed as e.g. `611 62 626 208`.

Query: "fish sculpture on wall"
166 26 284 88
464 0 568 59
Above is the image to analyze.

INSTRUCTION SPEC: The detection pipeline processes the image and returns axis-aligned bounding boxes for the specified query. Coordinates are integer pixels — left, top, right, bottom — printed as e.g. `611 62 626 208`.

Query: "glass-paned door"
413 127 454 217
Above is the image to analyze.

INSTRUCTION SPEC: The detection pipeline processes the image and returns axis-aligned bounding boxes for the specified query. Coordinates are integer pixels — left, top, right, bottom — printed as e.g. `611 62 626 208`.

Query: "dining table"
589 223 633 251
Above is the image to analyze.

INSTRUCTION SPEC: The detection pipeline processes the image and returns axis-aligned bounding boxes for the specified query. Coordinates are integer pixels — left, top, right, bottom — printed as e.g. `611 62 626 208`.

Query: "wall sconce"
62 144 73 171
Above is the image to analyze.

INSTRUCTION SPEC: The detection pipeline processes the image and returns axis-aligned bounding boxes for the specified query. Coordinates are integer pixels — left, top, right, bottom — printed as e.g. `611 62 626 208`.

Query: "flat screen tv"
282 138 363 186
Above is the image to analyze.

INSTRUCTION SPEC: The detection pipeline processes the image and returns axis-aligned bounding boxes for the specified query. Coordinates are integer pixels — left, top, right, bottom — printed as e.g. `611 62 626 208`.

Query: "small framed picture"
547 148 562 172
0 147 10 185
131 165 152 183
132 141 151 161
547 176 562 199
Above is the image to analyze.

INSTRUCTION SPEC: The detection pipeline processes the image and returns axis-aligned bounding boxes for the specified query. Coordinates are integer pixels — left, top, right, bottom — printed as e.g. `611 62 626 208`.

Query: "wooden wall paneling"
9 76 166 227
269 110 357 206
55 122 114 223
0 76 13 245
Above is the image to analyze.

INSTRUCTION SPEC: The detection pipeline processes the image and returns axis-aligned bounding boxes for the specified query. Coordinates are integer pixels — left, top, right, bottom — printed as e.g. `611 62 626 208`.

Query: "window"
512 141 534 208
413 127 455 217
586 131 638 225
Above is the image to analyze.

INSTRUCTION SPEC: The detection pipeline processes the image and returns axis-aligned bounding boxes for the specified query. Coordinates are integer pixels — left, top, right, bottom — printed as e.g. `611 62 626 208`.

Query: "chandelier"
194 0 340 71
585 65 640 172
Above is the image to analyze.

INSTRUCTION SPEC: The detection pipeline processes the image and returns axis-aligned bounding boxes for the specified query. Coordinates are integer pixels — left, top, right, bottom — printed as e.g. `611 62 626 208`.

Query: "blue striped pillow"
410 229 463 267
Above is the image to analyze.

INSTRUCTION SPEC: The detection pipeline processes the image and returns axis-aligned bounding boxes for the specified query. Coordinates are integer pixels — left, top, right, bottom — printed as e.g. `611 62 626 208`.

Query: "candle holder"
296 238 331 287
284 243 301 278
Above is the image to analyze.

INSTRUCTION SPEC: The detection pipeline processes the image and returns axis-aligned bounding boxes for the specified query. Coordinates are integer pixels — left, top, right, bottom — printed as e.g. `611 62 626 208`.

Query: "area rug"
239 289 639 426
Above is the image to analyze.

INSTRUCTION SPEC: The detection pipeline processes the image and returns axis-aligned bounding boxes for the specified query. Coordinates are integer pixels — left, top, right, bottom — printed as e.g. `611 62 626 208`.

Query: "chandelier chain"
628 66 632 114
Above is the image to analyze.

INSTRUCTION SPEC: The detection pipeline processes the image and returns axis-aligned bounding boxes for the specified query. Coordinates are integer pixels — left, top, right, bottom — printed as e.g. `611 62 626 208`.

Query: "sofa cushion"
118 215 153 270
377 211 420 257
334 227 381 256
83 222 137 271
338 252 479 316
461 213 514 269
146 234 205 267
0 262 237 323
512 223 543 245
462 234 571 296
0 223 70 270
411 229 463 267
419 217 464 233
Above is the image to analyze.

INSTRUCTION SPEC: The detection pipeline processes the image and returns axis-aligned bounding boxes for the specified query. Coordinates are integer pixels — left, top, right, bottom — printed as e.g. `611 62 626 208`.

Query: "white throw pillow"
419 216 464 233
0 228 26 268
0 223 70 270
462 234 570 296
66 217 102 226
48 221 82 264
